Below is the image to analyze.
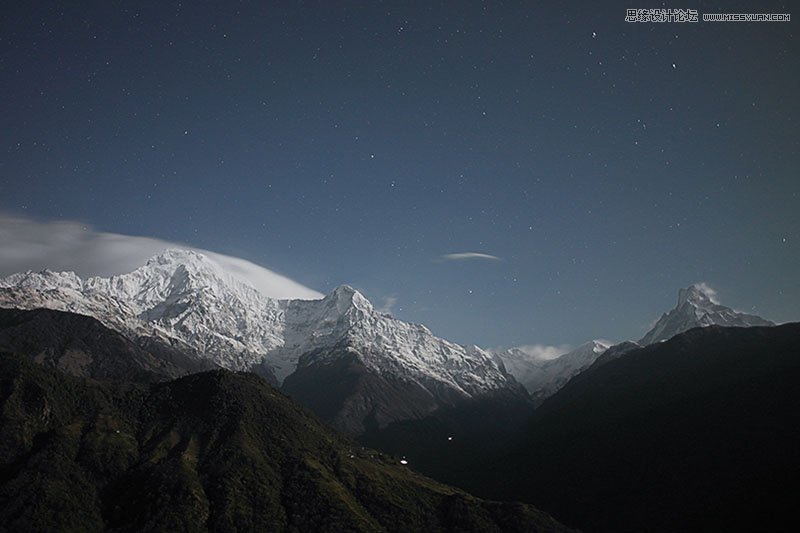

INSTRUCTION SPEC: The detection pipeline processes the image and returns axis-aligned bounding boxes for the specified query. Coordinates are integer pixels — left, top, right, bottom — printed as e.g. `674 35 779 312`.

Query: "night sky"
2 1 798 350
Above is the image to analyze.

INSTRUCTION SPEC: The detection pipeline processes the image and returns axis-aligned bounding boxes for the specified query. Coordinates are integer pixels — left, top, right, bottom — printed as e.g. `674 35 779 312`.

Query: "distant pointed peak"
640 283 773 345
587 339 613 351
562 340 611 357
327 284 364 301
677 283 719 307
330 284 358 296
325 284 373 311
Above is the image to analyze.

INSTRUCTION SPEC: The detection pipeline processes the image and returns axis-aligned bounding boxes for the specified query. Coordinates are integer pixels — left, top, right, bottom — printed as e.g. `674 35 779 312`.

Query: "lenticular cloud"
0 213 323 300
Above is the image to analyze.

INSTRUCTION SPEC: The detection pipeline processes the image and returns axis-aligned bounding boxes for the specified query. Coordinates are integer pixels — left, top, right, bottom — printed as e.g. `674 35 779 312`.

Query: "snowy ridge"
495 340 610 401
497 283 775 401
639 284 774 345
274 286 508 395
0 249 512 397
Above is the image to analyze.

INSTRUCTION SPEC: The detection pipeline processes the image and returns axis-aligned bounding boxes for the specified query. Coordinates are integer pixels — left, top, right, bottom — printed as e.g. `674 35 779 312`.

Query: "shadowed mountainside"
472 323 800 532
0 351 569 532
0 307 216 383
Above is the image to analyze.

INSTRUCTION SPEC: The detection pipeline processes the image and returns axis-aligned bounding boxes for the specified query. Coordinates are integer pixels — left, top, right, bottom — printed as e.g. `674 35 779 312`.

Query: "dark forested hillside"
0 307 215 383
476 323 800 532
0 351 569 532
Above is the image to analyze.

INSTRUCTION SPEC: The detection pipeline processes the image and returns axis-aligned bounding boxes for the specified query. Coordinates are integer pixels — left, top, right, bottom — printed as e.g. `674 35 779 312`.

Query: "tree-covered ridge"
0 352 568 532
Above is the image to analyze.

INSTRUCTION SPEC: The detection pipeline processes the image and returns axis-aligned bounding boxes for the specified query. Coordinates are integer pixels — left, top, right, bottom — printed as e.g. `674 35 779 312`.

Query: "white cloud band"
514 344 572 361
0 213 323 300
439 252 502 262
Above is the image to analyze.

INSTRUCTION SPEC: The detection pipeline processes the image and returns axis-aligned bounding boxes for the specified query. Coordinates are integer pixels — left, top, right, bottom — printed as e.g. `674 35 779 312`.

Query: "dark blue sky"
2 1 798 348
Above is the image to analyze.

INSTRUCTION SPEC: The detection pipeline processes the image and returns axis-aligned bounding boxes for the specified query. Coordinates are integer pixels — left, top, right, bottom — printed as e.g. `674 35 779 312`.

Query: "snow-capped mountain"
0 250 285 380
0 249 521 431
495 340 611 402
639 284 774 345
497 283 775 403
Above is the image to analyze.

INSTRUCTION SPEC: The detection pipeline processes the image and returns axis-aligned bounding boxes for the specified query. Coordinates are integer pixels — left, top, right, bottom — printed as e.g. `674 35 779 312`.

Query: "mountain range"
0 252 777 434
0 249 795 532
494 341 611 403
494 282 774 401
0 249 526 435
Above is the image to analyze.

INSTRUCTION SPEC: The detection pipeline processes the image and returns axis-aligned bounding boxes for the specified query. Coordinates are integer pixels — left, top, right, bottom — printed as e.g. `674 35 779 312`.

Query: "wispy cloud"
514 344 572 361
439 252 502 262
694 282 720 304
377 295 398 314
0 213 323 300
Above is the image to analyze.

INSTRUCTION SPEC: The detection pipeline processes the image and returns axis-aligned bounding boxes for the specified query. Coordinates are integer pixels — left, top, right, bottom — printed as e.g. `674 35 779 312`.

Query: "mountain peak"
145 248 216 272
583 339 612 352
677 283 718 307
325 284 372 312
640 283 773 345
495 339 612 401
330 284 357 296
133 248 268 297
